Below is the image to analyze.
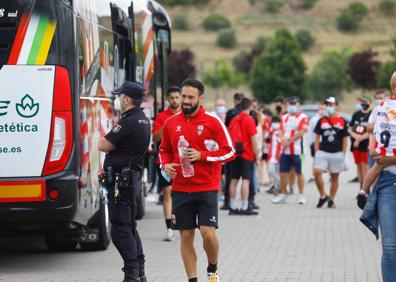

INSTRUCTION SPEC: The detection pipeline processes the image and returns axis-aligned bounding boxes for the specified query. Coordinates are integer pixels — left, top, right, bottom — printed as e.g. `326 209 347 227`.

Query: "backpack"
228 115 244 155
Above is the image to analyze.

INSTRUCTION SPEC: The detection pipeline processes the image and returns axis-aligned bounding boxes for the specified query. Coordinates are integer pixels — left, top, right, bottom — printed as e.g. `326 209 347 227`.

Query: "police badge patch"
112 124 122 133
197 125 203 135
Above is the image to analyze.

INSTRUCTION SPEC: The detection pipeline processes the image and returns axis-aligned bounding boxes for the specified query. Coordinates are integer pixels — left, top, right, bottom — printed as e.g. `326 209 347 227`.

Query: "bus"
0 0 171 251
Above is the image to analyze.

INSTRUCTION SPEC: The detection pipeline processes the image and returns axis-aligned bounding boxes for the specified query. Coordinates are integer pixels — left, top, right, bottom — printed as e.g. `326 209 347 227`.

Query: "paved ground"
0 154 383 282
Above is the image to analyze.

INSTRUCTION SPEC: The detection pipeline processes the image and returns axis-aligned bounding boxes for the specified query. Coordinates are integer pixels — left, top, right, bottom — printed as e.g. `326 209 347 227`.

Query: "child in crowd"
267 116 282 195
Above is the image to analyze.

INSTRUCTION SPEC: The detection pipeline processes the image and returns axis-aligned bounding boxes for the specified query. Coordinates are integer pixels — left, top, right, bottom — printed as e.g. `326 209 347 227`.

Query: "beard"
182 102 199 115
170 103 179 110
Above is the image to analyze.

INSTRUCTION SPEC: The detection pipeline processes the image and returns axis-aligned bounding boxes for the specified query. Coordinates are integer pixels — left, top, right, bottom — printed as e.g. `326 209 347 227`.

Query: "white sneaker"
207 271 220 282
298 195 306 205
271 194 287 204
163 228 175 241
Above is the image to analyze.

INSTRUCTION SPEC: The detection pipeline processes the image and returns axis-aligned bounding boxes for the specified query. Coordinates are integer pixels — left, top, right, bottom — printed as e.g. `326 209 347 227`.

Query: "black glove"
357 190 368 210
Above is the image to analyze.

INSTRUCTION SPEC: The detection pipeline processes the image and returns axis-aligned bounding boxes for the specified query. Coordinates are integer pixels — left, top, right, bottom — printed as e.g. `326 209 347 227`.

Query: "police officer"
98 81 150 282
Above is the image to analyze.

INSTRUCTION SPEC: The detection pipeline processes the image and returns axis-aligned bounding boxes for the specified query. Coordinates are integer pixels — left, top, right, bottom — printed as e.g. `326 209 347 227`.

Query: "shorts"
171 190 218 230
352 150 368 165
279 154 303 174
230 157 254 180
262 153 268 161
156 164 172 189
314 150 346 174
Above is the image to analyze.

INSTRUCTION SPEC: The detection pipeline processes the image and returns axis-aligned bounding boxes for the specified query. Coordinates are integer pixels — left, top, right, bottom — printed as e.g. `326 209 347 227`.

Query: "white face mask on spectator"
216 106 226 115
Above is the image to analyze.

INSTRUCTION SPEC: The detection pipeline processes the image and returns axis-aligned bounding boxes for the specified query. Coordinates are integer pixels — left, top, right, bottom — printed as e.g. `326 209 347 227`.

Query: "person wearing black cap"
313 96 349 209
349 96 372 188
98 81 151 282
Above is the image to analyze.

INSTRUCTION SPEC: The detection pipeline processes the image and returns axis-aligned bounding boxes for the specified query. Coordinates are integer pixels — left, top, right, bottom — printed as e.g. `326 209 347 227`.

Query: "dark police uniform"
103 82 150 282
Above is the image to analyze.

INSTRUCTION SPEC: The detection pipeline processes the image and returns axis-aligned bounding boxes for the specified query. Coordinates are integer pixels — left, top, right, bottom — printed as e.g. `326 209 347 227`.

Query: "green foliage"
308 49 354 101
254 36 268 50
379 0 396 15
337 2 369 32
302 0 318 9
233 50 249 73
203 60 245 89
376 61 396 90
250 28 307 103
203 14 231 31
172 14 189 31
295 29 315 51
265 0 283 13
216 28 237 48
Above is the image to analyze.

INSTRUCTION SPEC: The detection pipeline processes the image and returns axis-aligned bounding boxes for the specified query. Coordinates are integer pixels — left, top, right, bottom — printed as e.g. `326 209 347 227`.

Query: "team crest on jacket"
176 125 181 132
197 125 204 135
112 124 122 133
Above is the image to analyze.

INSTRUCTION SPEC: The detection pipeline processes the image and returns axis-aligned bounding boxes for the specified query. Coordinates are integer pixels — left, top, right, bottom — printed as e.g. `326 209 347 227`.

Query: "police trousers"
107 173 144 268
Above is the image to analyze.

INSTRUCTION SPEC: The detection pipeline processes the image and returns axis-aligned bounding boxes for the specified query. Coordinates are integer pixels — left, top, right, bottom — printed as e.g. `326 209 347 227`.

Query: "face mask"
361 103 370 111
326 106 334 116
271 123 280 130
287 105 297 114
216 106 226 115
355 103 362 111
275 105 282 114
375 99 384 106
114 97 122 111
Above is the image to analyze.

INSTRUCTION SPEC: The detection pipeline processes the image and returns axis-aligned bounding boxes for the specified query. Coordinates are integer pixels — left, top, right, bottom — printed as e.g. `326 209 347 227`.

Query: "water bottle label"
161 169 171 182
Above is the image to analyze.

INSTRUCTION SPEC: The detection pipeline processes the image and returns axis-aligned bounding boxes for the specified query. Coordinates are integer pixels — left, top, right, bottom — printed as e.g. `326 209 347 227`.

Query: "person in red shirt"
152 86 181 241
228 98 260 215
159 79 235 282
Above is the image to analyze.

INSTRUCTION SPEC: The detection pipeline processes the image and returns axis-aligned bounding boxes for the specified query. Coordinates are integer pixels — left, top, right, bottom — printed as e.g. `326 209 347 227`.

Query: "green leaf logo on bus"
16 94 39 118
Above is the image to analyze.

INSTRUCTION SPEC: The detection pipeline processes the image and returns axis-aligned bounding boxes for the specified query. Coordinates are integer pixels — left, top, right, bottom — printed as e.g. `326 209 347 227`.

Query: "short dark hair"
233 92 244 101
273 96 285 104
167 86 180 97
181 79 205 95
131 97 142 108
240 97 252 111
374 89 386 98
271 116 281 123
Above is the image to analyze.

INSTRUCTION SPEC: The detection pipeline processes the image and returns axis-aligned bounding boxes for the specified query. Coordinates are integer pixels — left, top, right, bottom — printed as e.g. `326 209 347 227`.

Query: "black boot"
122 265 141 282
139 260 147 282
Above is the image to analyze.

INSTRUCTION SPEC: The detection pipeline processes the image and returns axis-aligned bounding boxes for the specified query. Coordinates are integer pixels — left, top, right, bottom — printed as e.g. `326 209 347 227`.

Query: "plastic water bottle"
177 136 194 177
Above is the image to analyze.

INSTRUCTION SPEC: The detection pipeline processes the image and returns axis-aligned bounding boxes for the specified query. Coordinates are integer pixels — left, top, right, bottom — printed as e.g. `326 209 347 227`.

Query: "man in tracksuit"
159 79 235 282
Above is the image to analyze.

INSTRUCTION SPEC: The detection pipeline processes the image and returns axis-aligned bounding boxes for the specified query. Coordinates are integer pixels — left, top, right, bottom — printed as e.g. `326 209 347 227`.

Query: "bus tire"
45 235 77 252
80 195 111 251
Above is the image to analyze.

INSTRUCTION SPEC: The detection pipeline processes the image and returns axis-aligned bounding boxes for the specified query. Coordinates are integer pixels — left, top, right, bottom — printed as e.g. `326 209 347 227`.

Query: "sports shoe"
249 202 260 210
207 271 220 282
240 208 258 215
220 203 230 210
298 195 306 205
316 196 329 208
266 185 275 194
271 194 287 204
228 208 240 215
328 199 336 208
163 228 175 241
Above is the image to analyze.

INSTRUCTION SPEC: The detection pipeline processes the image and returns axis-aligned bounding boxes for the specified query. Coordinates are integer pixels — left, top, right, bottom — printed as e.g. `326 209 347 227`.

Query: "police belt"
98 166 139 189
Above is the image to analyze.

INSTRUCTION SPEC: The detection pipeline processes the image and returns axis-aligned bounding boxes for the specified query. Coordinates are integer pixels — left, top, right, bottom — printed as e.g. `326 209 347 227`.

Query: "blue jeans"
377 171 396 281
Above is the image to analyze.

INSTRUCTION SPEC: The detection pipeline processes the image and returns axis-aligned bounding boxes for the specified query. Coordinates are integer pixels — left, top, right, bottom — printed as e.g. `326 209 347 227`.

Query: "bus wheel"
45 235 77 252
80 194 111 251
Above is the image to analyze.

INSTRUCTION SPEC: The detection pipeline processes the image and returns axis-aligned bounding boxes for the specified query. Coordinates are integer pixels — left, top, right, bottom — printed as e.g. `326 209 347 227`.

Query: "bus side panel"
73 1 123 224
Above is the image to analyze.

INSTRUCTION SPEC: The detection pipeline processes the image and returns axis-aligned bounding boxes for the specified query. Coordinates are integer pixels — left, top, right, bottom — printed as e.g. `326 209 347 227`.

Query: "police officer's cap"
112 81 145 99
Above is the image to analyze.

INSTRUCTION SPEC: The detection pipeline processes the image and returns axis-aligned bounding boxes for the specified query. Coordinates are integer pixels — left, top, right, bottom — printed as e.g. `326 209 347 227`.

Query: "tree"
308 49 354 101
295 29 315 51
203 60 244 89
203 14 231 31
337 2 369 32
168 49 196 86
348 50 380 90
250 28 307 103
376 61 396 89
233 37 266 75
216 28 237 48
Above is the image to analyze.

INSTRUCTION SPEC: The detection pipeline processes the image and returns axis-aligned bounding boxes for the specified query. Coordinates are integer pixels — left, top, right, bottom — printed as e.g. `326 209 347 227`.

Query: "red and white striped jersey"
369 97 396 157
267 129 282 164
280 112 308 156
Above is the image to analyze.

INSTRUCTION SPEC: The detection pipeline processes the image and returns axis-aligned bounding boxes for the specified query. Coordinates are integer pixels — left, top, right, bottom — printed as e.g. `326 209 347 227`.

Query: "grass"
169 0 395 104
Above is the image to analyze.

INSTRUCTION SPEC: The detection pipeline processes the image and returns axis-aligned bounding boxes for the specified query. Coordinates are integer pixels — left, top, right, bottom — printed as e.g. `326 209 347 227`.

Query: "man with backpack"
228 98 260 215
